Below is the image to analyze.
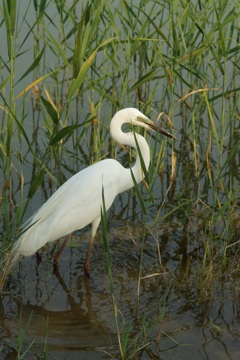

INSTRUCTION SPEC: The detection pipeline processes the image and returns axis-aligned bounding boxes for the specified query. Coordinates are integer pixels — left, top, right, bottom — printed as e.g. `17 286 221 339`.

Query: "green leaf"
128 68 156 93
3 0 12 59
44 26 69 67
133 130 149 183
41 96 59 125
17 46 46 84
67 37 116 101
72 3 91 78
0 74 12 91
49 118 93 146
27 169 45 198
67 50 97 100
130 168 147 215
137 7 171 47
0 92 36 161
7 0 16 36
91 84 121 106
16 68 60 99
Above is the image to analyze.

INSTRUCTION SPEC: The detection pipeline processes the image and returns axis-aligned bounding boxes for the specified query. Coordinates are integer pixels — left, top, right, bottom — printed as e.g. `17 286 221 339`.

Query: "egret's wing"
21 159 122 233
7 159 123 271
21 166 96 231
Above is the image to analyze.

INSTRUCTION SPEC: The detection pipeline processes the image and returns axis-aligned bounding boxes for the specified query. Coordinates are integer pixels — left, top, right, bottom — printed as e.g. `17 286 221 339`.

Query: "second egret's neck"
110 113 150 192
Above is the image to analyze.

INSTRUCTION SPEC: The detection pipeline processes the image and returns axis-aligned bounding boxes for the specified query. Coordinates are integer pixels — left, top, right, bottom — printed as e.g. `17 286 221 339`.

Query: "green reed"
101 189 166 359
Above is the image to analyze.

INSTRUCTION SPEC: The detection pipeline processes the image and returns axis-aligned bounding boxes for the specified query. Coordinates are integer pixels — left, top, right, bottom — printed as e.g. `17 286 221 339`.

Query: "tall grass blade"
27 168 45 199
49 118 94 146
41 96 59 125
67 38 116 101
16 69 60 99
3 0 16 59
17 308 35 359
128 68 157 94
137 7 171 47
130 167 147 215
44 27 70 67
72 2 92 78
101 187 124 358
17 46 46 84
0 93 35 160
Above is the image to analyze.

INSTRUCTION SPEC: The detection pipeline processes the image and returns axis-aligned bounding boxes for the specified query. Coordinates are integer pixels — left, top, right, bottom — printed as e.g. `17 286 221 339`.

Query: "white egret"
5 108 176 276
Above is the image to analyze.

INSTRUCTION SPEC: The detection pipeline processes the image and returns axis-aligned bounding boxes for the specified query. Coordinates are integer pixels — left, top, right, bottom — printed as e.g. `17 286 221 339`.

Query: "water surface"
1 222 240 359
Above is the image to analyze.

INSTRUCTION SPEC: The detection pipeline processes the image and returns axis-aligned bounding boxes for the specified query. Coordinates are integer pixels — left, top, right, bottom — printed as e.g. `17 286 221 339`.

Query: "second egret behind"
7 108 176 275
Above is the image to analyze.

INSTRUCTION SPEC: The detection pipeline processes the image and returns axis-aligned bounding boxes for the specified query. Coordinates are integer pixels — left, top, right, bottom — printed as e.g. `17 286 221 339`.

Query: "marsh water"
1 221 240 359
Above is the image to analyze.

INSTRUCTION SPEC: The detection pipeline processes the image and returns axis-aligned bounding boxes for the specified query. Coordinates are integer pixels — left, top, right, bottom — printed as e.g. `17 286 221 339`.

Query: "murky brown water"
1 222 240 359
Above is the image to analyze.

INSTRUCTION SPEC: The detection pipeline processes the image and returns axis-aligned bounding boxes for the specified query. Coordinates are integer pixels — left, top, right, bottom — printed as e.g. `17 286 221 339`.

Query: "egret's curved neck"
110 114 150 192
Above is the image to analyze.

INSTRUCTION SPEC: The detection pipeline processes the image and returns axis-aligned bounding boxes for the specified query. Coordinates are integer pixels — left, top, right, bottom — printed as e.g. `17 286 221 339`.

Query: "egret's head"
110 108 177 141
127 108 177 140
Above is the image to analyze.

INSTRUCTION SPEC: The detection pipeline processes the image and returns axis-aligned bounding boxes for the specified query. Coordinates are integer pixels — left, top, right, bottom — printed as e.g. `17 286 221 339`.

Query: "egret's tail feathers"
0 232 34 293
5 218 40 272
0 214 43 292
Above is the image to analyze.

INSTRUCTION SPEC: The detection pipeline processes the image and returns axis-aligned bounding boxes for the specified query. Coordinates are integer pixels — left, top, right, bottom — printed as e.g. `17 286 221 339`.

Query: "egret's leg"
36 252 42 265
84 236 95 276
54 233 72 267
84 218 100 276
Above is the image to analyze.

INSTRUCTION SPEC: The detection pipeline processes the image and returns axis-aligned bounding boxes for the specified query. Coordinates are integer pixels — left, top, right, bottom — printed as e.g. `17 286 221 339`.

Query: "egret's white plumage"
6 108 175 275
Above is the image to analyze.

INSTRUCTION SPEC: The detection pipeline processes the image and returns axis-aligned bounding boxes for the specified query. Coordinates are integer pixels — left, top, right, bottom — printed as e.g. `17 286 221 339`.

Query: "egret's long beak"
148 123 178 140
137 116 178 140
